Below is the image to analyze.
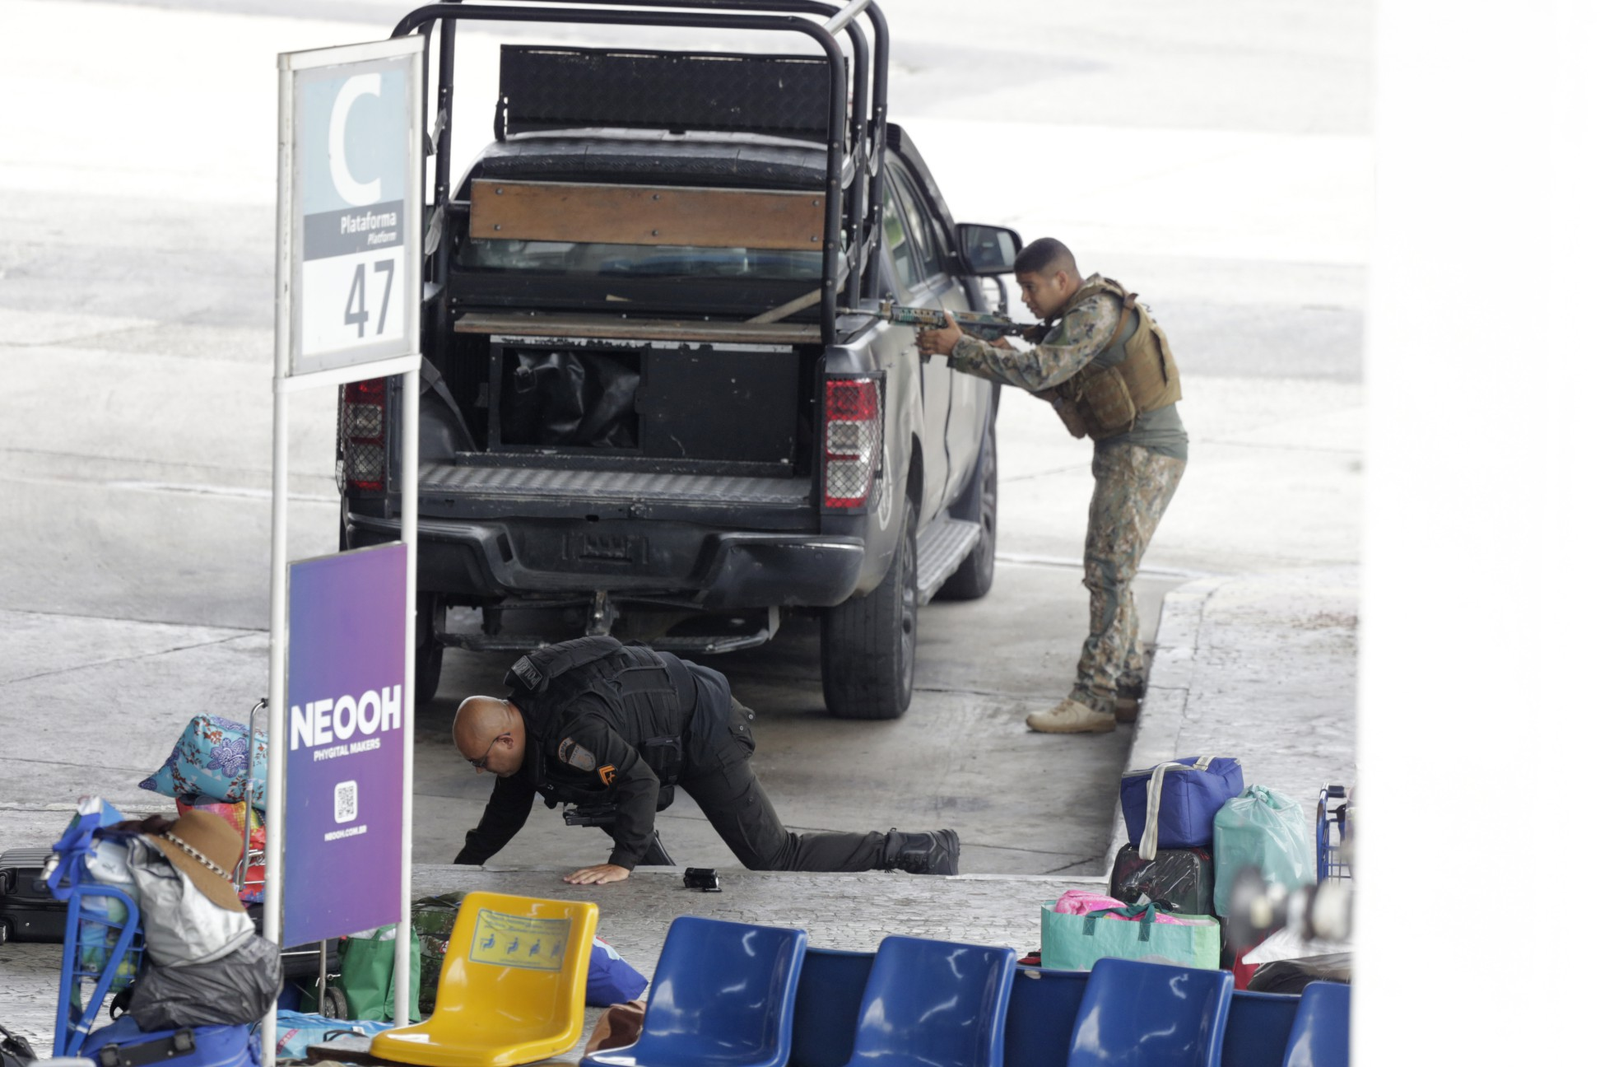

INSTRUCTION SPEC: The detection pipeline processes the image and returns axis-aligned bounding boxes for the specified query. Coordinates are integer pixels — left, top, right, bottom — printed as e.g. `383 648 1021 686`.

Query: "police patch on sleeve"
557 737 597 772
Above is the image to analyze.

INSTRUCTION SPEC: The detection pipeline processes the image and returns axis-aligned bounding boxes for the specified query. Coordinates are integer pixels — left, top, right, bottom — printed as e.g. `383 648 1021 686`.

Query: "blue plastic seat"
1003 966 1089 1067
582 916 807 1067
1221 990 1300 1067
840 936 1017 1067
788 948 875 1067
1066 957 1234 1067
1281 982 1350 1067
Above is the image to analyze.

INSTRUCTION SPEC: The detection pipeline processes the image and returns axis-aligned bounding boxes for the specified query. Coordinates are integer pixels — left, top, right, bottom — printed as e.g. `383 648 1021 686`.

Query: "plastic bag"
129 934 283 1029
1052 889 1184 923
411 893 465 1014
1 1024 38 1067
1212 785 1315 917
333 925 421 1023
125 837 254 967
1108 843 1214 916
273 1012 393 1062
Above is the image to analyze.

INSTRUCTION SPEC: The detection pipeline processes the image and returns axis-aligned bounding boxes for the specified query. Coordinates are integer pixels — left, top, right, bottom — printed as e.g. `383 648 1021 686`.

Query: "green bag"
1212 785 1315 917
1040 902 1221 971
412 893 467 1015
333 924 423 1023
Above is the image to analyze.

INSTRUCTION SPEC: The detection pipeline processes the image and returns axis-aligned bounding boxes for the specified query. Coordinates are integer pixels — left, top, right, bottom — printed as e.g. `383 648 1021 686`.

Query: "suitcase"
1108 842 1216 916
0 847 69 944
79 1016 256 1067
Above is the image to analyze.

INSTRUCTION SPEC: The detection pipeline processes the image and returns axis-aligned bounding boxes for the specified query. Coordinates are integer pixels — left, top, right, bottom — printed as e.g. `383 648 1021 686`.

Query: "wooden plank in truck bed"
453 311 821 345
468 179 827 250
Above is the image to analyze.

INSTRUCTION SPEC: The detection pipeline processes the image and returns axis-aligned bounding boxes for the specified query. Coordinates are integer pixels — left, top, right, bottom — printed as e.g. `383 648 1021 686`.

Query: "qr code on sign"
334 780 358 824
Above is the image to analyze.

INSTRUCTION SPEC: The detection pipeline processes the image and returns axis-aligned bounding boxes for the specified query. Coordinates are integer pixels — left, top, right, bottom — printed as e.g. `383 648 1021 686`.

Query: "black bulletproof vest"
505 637 697 806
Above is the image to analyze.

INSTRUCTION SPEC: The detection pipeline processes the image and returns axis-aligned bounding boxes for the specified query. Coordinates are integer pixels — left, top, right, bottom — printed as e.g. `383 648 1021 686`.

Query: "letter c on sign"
330 73 382 207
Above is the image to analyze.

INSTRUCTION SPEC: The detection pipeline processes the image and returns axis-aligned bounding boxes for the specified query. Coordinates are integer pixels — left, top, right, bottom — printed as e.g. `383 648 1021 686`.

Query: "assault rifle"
562 802 676 866
874 299 1038 342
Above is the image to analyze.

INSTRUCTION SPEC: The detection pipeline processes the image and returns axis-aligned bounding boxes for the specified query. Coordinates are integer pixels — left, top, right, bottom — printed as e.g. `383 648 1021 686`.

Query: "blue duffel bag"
78 1016 257 1067
1121 756 1244 859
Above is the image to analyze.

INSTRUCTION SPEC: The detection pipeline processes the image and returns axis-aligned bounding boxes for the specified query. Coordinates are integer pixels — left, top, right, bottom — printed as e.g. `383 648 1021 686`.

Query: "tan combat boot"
1026 696 1116 734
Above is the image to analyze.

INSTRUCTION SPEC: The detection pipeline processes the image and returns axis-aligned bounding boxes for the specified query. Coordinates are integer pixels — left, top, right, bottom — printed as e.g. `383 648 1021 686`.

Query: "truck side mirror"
956 223 1022 276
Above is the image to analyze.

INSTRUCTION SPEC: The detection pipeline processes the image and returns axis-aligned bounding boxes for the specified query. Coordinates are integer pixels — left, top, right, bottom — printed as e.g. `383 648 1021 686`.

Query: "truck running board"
915 516 981 605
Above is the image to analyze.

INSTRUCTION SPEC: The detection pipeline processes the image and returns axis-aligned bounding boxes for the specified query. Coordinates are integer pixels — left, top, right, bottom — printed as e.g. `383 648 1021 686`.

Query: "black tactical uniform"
455 637 958 875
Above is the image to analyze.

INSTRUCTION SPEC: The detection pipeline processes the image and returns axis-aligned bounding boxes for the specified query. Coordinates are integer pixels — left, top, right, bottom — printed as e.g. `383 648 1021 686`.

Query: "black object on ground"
0 847 68 944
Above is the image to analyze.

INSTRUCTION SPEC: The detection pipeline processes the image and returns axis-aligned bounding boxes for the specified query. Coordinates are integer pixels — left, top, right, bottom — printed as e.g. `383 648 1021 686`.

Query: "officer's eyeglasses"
468 733 510 770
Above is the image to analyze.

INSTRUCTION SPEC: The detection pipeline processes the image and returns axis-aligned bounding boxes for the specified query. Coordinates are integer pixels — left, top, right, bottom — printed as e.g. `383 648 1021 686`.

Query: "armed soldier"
452 636 960 883
917 237 1187 734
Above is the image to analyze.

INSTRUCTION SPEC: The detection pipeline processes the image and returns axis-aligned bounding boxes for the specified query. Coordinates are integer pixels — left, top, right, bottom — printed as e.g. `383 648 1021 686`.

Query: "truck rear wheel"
821 499 918 720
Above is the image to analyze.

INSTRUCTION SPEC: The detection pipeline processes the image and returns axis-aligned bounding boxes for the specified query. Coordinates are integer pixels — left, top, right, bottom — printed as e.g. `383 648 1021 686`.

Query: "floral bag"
140 714 268 809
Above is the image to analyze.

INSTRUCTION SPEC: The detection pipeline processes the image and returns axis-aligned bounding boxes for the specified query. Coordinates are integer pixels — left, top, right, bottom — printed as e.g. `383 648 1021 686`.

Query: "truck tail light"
823 378 881 509
341 378 387 492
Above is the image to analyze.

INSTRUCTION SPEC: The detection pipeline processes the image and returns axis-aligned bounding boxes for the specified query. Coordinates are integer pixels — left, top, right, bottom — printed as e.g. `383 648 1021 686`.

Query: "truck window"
881 185 919 292
887 164 946 286
457 238 824 281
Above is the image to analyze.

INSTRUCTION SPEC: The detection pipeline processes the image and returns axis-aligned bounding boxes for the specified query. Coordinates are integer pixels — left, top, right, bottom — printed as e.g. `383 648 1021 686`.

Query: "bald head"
453 696 524 773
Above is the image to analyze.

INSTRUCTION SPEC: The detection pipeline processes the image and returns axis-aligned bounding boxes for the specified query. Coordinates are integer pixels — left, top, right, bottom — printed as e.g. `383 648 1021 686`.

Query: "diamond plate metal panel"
499 47 832 140
420 463 809 506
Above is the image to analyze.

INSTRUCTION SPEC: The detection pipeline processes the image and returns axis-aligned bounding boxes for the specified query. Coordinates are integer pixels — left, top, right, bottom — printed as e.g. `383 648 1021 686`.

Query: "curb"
1100 574 1231 876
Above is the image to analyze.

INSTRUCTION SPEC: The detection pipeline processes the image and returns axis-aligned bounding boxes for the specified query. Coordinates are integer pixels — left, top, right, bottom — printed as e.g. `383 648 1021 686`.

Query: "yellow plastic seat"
371 892 599 1067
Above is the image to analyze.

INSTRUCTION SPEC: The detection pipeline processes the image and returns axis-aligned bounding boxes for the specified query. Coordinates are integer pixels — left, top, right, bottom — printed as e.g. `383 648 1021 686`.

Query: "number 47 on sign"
303 248 404 352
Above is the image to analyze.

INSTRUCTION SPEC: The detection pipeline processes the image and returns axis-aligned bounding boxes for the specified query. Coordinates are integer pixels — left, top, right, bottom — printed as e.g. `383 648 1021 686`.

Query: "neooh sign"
283 542 408 947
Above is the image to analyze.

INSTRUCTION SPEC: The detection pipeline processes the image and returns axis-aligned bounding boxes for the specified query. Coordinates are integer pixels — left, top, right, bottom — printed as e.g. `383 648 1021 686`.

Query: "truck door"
886 162 972 517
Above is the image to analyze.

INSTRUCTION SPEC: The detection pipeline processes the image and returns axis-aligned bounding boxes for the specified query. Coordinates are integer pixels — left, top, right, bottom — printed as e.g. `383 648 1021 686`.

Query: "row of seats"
368 892 1350 1067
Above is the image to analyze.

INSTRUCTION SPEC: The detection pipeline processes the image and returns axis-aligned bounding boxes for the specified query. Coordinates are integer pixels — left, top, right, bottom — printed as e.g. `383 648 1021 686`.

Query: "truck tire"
821 498 918 720
936 416 998 601
414 593 444 705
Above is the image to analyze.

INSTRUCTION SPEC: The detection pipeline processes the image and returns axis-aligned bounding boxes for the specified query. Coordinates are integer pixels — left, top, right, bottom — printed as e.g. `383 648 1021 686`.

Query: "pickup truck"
341 0 1021 719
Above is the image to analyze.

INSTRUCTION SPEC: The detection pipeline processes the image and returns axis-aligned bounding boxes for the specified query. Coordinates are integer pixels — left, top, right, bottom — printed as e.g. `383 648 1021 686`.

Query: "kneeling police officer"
453 636 960 884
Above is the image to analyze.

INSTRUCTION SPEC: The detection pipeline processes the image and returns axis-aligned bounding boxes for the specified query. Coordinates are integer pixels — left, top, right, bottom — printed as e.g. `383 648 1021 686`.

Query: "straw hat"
145 810 246 913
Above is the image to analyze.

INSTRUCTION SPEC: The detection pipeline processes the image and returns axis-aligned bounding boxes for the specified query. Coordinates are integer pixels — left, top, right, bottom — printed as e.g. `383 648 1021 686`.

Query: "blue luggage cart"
1315 784 1352 883
44 818 143 1059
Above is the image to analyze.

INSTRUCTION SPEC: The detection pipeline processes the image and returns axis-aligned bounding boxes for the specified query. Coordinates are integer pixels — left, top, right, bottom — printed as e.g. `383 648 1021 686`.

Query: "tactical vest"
1041 276 1182 440
505 636 695 809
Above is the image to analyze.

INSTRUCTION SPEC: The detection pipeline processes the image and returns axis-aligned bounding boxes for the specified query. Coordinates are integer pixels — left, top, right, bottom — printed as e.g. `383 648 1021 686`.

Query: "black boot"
881 828 960 875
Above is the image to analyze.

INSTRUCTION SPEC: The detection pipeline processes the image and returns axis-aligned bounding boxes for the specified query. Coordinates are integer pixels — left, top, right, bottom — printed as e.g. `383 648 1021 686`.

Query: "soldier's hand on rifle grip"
915 310 965 359
1022 323 1049 345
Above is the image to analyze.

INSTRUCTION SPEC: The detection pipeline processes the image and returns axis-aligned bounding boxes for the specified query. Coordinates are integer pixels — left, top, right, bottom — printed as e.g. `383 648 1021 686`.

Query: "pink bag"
1053 889 1184 924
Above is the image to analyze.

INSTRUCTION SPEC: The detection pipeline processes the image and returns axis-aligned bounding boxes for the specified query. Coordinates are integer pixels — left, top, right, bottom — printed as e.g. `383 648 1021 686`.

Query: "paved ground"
0 566 1357 1051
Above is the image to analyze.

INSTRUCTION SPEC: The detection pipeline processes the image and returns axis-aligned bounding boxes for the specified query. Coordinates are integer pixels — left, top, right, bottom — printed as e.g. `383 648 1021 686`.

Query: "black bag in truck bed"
483 335 805 469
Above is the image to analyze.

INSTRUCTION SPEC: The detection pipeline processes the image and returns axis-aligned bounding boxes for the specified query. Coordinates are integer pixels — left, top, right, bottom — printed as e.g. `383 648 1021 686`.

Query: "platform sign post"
266 35 424 1064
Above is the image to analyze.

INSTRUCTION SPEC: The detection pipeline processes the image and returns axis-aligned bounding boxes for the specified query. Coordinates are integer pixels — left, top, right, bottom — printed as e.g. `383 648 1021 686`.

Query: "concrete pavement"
0 565 1358 1052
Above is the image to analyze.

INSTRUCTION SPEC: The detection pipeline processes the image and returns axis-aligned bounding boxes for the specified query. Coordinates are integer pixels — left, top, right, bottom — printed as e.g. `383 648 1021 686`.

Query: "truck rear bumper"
347 514 864 609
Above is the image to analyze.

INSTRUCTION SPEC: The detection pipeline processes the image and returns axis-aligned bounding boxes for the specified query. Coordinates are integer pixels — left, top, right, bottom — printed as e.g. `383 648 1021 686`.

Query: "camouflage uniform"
948 275 1187 716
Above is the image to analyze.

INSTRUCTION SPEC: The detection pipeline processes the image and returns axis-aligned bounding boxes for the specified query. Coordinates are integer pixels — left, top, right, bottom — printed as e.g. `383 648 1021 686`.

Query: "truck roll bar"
390 0 888 344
